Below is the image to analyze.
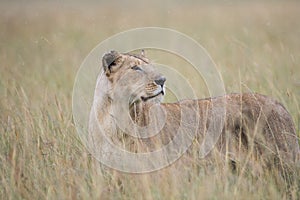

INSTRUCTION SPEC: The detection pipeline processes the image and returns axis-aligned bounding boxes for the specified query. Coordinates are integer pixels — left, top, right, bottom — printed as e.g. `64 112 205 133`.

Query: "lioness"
88 50 299 171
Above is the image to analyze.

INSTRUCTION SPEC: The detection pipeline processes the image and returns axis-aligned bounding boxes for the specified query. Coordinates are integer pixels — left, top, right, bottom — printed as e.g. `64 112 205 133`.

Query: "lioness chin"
88 50 299 172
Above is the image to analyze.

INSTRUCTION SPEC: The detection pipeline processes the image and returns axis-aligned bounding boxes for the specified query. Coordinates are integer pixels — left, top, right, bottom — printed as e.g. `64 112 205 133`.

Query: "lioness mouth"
141 90 164 102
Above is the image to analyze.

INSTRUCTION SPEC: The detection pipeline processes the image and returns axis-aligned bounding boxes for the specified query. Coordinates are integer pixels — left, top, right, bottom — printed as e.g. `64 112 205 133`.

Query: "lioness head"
102 50 166 107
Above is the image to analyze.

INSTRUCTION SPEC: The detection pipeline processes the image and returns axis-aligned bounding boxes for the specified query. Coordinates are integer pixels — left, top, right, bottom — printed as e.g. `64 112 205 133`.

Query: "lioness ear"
102 50 120 76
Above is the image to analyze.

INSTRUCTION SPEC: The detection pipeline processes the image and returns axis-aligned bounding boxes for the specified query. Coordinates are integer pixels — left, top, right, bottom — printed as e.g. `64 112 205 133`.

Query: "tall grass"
0 1 299 199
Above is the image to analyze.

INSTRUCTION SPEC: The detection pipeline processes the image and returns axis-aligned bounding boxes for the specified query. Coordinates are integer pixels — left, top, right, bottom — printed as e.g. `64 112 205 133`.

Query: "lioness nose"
154 77 166 87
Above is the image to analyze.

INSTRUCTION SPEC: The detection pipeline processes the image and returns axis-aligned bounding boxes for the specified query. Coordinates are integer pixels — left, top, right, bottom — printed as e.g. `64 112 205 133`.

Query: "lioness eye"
131 65 142 71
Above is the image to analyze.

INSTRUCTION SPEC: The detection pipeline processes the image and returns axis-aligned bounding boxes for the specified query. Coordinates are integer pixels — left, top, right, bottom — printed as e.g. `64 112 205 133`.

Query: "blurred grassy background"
0 0 300 199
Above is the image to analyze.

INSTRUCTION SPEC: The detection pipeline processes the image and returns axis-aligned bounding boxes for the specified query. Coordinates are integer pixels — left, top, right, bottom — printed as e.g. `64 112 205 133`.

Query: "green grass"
0 1 300 199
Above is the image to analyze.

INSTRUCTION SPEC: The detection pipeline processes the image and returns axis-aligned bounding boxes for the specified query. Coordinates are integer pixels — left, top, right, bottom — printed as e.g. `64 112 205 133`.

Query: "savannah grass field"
1 1 300 199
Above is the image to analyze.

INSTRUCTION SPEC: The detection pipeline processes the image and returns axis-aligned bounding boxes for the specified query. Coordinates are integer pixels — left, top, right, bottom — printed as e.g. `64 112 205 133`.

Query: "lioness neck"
92 72 113 125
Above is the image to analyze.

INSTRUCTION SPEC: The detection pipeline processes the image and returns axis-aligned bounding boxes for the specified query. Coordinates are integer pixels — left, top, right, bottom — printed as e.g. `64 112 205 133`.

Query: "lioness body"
88 51 299 169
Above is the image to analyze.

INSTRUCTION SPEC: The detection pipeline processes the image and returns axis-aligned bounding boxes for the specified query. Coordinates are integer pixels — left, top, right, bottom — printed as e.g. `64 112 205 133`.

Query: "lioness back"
202 93 298 162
